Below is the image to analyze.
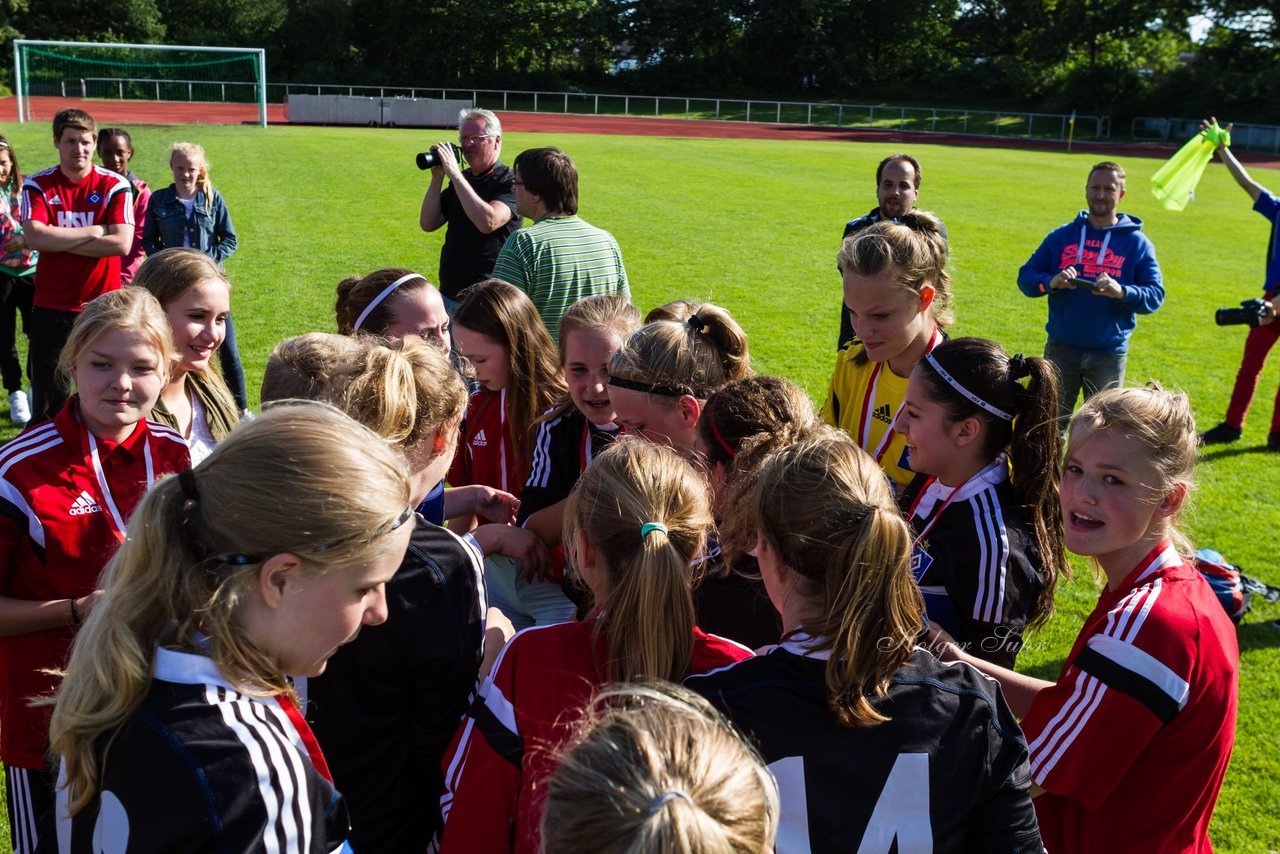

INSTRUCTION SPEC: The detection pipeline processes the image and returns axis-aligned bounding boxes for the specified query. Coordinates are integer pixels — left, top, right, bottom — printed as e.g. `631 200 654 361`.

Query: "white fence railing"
1133 117 1280 154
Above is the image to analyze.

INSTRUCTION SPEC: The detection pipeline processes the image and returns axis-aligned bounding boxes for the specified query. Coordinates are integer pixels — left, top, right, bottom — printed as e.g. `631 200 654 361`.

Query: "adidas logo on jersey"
872 403 894 424
47 194 62 206
472 429 488 447
69 490 102 516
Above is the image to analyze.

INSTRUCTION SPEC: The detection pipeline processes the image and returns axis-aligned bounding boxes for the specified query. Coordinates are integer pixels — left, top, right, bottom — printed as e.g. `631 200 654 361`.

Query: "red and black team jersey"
306 517 486 853
1020 542 1239 853
20 165 133 311
447 388 528 499
899 456 1044 668
687 636 1042 854
438 618 752 854
0 398 189 768
56 647 350 852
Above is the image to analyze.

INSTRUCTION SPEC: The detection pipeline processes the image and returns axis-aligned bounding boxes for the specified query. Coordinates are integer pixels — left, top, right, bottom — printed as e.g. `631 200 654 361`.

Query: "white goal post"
13 40 268 127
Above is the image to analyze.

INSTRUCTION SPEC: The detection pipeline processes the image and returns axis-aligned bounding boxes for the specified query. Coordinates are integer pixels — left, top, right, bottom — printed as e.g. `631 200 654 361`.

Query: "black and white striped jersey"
687 637 1042 854
54 647 349 853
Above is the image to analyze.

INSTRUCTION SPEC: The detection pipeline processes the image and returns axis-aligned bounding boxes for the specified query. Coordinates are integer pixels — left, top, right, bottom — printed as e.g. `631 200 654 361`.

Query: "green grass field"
0 121 1277 851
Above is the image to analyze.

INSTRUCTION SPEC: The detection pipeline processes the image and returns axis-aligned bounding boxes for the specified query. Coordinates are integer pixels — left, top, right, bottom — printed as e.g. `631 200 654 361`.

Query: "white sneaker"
8 390 30 425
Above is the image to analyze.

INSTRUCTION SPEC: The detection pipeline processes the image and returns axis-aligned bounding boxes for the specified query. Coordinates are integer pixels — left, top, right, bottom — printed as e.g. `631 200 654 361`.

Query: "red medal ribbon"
857 327 941 464
79 401 154 544
275 694 334 783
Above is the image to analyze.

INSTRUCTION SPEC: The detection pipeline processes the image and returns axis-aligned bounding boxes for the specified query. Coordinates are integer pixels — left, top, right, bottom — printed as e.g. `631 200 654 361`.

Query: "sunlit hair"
541 682 778 854
170 142 213 214
458 107 501 137
644 300 702 324
261 333 365 405
0 132 23 195
1090 160 1126 183
340 335 467 454
914 337 1068 626
134 247 230 307
540 295 641 424
837 211 953 365
49 402 412 815
334 267 437 336
513 147 578 215
53 108 95 142
699 376 818 569
454 278 565 448
743 428 923 727
1068 383 1197 553
57 287 177 387
608 303 752 404
564 438 714 683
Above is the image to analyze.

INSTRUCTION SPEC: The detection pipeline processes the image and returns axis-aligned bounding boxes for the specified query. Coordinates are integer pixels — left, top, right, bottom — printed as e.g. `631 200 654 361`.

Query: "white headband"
352 273 425 333
923 352 1014 421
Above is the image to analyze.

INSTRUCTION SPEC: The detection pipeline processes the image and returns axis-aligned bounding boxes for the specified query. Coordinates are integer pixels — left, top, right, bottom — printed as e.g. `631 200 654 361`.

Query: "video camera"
1214 298 1272 328
416 143 463 171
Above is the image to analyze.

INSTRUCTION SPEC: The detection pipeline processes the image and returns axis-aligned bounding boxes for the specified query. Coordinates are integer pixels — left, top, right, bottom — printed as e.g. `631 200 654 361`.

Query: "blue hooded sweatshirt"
1017 211 1164 354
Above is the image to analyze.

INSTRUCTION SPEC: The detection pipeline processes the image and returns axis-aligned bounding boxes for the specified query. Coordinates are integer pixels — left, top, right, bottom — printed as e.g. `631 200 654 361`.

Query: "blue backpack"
1194 548 1280 624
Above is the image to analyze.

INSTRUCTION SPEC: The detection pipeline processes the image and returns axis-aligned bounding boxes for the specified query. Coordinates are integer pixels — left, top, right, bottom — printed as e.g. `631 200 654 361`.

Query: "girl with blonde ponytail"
687 428 1041 852
48 402 415 852
440 438 751 854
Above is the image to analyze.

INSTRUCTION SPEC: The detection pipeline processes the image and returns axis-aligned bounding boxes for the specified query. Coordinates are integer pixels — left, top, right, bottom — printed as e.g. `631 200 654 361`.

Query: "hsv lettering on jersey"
472 429 488 447
56 211 95 228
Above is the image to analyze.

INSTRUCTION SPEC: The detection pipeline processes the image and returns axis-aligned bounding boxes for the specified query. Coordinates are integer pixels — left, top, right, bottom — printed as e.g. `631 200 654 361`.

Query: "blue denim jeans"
217 311 247 411
1044 338 1127 426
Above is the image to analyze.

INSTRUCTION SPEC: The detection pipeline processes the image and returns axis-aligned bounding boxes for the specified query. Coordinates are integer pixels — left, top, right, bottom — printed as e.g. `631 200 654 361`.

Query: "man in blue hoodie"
1017 161 1164 423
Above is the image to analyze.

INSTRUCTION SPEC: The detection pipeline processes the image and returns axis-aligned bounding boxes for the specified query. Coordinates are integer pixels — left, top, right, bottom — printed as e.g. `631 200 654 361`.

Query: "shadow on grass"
1237 619 1280 651
1020 657 1068 682
1197 443 1275 463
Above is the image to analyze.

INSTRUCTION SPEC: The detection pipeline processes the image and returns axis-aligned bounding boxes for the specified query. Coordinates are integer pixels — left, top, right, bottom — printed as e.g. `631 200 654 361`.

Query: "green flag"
1151 122 1231 211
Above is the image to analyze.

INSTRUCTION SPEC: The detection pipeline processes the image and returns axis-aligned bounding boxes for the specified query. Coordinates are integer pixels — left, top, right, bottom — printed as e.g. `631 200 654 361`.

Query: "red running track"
3 97 1276 167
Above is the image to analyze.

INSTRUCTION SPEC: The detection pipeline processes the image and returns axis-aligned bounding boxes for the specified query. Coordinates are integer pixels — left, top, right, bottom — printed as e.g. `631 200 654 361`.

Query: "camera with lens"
1215 297 1272 328
416 143 463 171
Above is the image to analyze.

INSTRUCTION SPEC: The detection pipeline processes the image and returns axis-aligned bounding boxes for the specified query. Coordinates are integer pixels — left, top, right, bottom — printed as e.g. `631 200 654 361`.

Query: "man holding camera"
837 153 947 349
492 146 628 340
1017 161 1165 424
1196 119 1280 450
419 108 519 312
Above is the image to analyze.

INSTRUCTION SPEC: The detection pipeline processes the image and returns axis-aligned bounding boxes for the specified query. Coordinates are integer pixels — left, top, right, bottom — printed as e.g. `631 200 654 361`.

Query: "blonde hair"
744 428 923 727
49 402 412 815
837 212 953 365
57 287 177 386
541 682 779 854
540 295 641 424
1068 383 1197 553
608 303 752 403
170 142 212 215
261 333 365 405
454 279 565 449
341 335 467 452
564 438 714 683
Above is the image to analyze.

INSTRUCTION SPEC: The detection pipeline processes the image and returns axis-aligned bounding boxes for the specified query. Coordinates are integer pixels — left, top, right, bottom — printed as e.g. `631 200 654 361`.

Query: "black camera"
416 143 463 171
1215 297 1272 328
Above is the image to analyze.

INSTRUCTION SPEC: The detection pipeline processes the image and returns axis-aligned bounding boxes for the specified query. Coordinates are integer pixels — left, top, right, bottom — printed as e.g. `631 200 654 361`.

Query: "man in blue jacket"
1017 161 1164 423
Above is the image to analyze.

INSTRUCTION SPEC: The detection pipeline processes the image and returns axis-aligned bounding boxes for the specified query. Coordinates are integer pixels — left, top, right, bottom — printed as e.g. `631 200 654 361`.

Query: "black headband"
608 374 709 399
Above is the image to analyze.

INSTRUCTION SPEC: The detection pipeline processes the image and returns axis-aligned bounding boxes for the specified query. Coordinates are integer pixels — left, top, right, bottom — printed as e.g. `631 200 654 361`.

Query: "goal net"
14 40 268 127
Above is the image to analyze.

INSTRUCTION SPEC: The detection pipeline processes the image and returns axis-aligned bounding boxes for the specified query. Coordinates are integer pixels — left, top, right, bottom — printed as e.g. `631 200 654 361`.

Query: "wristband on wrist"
68 597 81 627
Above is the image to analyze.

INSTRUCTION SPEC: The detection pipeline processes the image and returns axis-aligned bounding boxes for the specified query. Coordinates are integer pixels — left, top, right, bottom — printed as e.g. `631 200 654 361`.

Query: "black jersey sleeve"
965 675 1043 853
517 411 582 525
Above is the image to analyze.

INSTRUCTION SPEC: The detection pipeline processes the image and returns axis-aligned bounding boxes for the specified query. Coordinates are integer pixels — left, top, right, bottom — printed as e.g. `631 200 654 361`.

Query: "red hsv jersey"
0 398 190 767
447 389 529 499
1020 542 1239 853
438 618 752 854
21 165 133 311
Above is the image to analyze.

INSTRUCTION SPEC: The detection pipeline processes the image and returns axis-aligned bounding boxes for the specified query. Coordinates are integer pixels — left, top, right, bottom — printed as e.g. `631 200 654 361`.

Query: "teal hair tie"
640 522 669 539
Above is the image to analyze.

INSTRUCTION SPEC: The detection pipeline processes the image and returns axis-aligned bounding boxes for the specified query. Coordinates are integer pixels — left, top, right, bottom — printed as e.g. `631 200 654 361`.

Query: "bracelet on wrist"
68 597 81 627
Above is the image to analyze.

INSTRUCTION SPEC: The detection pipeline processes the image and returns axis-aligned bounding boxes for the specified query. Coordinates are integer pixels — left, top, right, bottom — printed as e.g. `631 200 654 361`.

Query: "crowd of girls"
0 129 1242 854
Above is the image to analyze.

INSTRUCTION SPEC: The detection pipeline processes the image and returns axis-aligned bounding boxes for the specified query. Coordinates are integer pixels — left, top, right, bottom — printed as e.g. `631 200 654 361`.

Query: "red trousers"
1225 318 1280 433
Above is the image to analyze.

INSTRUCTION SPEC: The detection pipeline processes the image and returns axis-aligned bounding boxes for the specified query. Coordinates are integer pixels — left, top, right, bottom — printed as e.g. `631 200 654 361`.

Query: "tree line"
6 0 1278 124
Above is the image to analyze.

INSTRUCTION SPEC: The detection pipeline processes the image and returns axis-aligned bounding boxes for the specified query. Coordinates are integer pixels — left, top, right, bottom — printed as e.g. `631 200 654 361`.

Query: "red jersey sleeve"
103 175 133 227
20 177 48 225
438 636 524 853
1021 583 1195 808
